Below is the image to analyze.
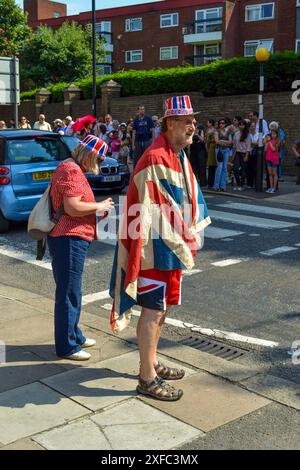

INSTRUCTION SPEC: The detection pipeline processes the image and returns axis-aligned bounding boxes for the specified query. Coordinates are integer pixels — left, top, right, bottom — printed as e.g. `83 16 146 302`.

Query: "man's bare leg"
137 307 166 382
153 309 169 366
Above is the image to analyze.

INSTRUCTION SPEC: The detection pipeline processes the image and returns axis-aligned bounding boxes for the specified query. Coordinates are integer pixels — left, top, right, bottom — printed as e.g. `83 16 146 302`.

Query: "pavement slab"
0 348 67 393
41 365 137 412
1 314 54 346
178 403 300 450
33 399 203 450
33 418 111 450
20 329 137 369
139 371 270 432
0 382 89 445
94 350 197 378
1 438 45 450
242 374 300 410
90 399 204 450
0 297 44 322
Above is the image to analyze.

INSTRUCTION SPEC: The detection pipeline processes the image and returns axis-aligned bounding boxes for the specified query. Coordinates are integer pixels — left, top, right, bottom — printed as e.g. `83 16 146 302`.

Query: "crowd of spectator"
1 107 299 189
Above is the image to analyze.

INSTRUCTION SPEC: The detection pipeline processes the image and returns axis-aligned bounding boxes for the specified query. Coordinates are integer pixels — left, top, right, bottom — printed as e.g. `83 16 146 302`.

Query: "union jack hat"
79 135 108 158
161 95 199 119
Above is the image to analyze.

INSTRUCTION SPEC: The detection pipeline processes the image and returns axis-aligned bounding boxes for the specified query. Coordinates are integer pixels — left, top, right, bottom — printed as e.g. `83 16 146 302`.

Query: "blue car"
0 131 130 233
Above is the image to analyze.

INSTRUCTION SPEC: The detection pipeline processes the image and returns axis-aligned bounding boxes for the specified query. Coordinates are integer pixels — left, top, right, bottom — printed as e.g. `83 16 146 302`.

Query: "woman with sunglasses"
213 119 232 191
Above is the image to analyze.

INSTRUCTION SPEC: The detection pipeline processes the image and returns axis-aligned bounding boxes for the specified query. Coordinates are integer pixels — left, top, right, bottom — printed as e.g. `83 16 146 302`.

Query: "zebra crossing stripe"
217 202 300 219
211 258 248 267
209 210 298 229
260 246 298 256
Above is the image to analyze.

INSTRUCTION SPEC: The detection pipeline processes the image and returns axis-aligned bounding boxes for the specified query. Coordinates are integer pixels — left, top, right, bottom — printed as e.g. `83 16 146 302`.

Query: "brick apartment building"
24 0 300 74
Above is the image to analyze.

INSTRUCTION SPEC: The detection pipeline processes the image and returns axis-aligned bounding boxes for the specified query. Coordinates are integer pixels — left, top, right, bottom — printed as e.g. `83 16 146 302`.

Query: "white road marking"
249 234 260 237
190 327 278 348
211 258 248 267
0 245 52 270
260 246 298 256
82 290 110 306
222 238 234 242
209 210 298 229
217 202 300 219
182 269 202 276
205 226 244 239
101 304 278 348
295 244 300 247
0 240 99 270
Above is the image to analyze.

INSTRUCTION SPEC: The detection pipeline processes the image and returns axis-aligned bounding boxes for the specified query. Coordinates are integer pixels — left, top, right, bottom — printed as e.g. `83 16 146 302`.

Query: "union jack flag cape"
109 133 211 333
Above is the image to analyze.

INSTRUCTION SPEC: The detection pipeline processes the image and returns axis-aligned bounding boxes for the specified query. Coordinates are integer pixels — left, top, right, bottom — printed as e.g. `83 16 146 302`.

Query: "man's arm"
132 130 136 151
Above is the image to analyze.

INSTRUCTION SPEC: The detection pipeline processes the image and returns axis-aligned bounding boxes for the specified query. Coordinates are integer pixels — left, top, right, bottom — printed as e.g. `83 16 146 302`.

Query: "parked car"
0 130 74 233
62 136 130 192
0 131 130 233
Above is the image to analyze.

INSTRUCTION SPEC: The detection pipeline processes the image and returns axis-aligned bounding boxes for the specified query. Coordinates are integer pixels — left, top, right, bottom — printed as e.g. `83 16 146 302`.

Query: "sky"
16 0 162 16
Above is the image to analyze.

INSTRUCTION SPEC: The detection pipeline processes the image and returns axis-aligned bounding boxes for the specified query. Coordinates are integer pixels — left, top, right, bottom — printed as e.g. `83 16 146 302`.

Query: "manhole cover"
178 335 247 361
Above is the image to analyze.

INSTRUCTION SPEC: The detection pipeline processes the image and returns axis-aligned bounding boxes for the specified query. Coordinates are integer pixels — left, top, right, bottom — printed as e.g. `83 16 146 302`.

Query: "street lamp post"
92 0 97 118
255 45 271 192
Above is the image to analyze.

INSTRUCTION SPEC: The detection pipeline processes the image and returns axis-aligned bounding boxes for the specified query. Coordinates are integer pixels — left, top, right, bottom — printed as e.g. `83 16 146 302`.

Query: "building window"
297 0 300 6
160 46 178 60
95 21 112 44
245 3 274 22
244 39 274 56
195 8 223 33
296 39 300 52
125 18 142 32
53 12 61 18
125 50 143 63
160 13 179 28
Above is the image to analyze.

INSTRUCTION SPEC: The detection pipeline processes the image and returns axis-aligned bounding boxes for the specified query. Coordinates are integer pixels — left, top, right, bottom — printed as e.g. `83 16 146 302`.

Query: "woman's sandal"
136 376 183 401
154 362 185 380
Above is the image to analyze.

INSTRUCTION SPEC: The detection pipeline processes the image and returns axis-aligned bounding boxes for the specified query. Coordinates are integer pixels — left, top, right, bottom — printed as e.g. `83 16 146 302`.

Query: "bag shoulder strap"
49 182 64 224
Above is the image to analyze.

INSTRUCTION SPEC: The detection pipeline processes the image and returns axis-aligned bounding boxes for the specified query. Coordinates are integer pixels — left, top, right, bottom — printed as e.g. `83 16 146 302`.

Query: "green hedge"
20 51 300 102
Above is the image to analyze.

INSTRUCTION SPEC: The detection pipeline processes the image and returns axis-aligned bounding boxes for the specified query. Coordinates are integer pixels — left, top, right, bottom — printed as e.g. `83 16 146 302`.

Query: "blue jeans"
214 148 231 190
47 236 90 357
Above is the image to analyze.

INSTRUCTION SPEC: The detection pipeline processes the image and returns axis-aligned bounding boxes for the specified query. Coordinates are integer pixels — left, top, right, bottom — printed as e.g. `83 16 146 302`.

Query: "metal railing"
183 17 223 35
185 54 222 66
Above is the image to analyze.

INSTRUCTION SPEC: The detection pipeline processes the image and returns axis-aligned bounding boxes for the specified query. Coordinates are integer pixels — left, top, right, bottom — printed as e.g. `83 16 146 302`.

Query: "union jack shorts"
137 268 182 311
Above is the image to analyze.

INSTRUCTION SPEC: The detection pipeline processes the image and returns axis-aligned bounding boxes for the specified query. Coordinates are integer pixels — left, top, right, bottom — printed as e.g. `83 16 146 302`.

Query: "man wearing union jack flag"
109 95 211 401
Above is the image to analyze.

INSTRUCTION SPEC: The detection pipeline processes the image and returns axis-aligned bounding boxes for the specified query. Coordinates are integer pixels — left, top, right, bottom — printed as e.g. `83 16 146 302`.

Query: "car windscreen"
61 136 79 152
6 137 71 164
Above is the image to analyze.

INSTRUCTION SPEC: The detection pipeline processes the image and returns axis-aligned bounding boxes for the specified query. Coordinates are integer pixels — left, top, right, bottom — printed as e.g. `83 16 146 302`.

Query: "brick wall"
1 90 299 173
24 0 66 21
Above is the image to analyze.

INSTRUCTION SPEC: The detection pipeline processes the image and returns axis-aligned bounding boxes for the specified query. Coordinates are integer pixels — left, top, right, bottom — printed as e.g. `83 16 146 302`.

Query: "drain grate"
178 335 247 361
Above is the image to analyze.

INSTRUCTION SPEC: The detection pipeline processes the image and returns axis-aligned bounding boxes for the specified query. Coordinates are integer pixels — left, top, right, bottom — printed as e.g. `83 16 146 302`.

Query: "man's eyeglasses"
172 117 197 126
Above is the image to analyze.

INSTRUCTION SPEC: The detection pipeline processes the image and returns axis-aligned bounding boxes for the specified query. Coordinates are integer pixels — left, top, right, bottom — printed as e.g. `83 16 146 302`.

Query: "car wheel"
0 211 10 233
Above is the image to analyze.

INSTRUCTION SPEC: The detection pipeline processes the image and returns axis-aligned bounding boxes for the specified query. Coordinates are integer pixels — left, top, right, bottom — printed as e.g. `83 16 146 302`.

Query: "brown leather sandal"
136 376 183 401
154 362 185 380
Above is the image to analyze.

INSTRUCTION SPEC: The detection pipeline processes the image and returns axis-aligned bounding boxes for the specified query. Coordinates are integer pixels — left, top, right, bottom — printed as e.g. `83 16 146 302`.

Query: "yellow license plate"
32 171 54 181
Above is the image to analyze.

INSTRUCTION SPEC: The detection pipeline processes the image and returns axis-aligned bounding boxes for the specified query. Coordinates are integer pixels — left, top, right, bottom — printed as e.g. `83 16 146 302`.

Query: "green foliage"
20 21 104 89
20 51 300 102
0 0 31 56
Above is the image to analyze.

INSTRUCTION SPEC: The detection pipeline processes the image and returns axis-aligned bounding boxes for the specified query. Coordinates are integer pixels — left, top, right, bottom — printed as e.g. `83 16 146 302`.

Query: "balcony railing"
185 54 222 66
97 31 113 45
183 17 223 35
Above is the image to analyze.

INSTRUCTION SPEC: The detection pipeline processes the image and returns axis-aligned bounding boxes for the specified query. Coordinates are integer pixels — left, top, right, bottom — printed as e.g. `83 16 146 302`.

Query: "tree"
0 0 31 56
20 21 105 89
